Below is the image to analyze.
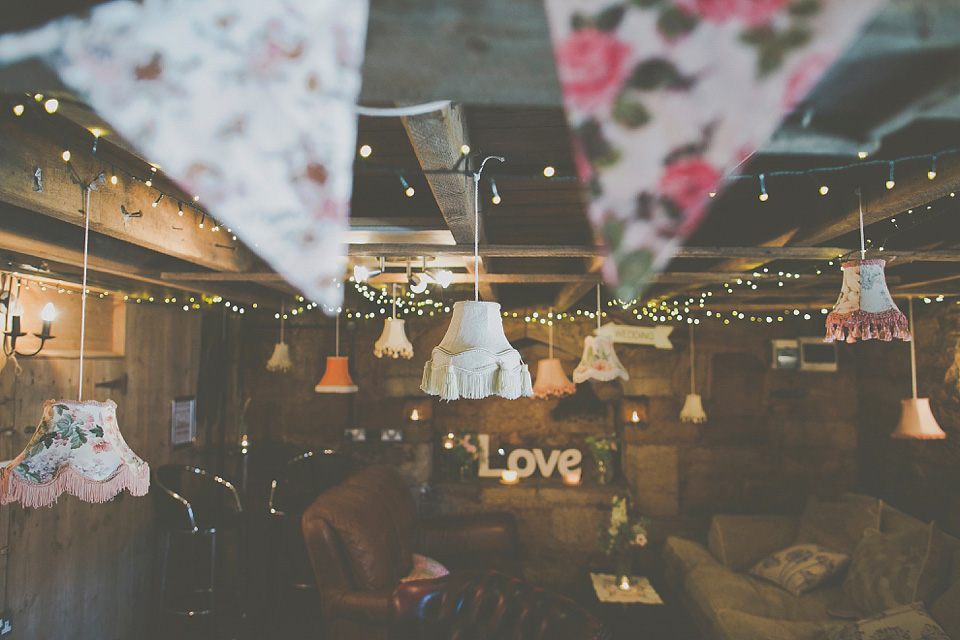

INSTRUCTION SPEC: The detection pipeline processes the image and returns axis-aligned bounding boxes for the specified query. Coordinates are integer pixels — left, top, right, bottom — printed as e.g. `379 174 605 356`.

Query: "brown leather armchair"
302 465 519 640
389 570 611 640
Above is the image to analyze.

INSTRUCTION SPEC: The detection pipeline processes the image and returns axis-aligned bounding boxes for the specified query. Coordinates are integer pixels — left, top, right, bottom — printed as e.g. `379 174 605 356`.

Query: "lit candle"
630 410 640 423
562 469 581 486
619 576 631 591
500 470 519 485
39 303 55 338
410 409 420 421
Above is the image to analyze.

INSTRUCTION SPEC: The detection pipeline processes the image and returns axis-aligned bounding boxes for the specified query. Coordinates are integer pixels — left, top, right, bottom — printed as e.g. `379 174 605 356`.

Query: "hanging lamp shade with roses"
824 259 910 343
0 399 150 508
572 335 629 384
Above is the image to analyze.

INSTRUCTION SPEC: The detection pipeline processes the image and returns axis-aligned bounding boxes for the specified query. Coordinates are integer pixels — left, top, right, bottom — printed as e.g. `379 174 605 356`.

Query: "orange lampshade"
533 358 576 399
314 356 358 393
892 398 946 440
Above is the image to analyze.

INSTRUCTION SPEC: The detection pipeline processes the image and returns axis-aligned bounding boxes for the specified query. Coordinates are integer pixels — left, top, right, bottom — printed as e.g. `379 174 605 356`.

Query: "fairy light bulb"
858 150 868 159
110 174 118 185
928 157 937 180
43 98 58 113
886 163 895 189
359 144 372 158
819 185 829 195
145 180 152 187
543 166 556 178
61 150 71 162
12 104 24 116
491 177 501 205
758 173 768 201
178 204 183 216
708 191 716 198
460 144 471 154
405 186 415 197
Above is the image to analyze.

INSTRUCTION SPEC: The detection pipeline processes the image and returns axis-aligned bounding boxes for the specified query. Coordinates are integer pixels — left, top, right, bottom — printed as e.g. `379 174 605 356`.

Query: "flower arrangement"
443 431 483 474
585 434 618 465
598 496 650 556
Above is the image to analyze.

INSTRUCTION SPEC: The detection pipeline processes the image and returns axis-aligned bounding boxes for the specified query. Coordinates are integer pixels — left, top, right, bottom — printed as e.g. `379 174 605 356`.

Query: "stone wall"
856 302 960 537
241 305 861 586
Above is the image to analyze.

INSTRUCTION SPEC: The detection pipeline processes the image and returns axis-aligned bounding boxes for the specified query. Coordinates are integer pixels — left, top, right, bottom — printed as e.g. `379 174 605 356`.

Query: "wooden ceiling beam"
553 256 604 311
0 119 255 274
400 103 497 301
346 243 605 258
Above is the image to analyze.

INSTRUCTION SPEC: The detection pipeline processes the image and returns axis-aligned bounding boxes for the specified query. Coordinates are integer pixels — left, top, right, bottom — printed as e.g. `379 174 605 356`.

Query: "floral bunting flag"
0 0 369 311
544 0 882 301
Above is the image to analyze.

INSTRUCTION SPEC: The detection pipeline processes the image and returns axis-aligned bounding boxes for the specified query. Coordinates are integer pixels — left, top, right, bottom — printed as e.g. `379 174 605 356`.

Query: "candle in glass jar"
500 470 519 485
562 469 581 486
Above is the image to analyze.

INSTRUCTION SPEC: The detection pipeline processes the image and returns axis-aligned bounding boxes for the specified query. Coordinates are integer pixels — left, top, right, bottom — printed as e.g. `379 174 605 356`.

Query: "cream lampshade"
533 309 575 398
891 297 945 439
422 300 532 401
267 301 294 371
680 323 707 423
572 285 629 384
374 286 413 359
824 259 910 343
0 399 149 508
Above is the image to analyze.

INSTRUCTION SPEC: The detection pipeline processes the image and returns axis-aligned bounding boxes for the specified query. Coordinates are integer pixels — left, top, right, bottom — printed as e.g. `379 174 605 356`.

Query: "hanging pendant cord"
548 306 554 360
908 297 917 399
473 156 504 301
335 311 340 358
280 301 285 344
78 186 92 402
596 284 601 332
857 186 866 260
392 284 397 319
689 323 696 394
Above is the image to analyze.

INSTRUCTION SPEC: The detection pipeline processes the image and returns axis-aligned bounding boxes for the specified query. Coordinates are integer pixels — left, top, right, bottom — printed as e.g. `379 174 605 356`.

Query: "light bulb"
42 303 57 322
145 180 152 187
61 150 71 162
858 150 868 159
353 264 371 282
492 194 501 205
460 144 470 154
708 191 716 198
110 175 118 185
819 185 829 195
434 270 453 288
359 144 372 158
543 166 555 178
409 274 428 294
91 128 102 139
758 192 769 202
405 186 415 197
410 409 420 421
885 180 895 190
928 170 937 180
12 104 24 116
43 99 58 113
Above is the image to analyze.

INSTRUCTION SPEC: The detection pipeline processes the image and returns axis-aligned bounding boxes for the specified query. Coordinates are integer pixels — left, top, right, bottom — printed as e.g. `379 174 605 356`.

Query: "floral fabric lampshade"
825 259 910 343
572 335 629 383
0 399 150 508
422 301 533 401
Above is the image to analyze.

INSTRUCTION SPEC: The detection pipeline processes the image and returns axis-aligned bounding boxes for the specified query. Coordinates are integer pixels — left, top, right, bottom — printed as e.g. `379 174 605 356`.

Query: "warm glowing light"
562 470 581 486
41 303 56 322
353 265 371 282
61 150 71 162
543 166 556 178
492 194 501 205
885 180 895 190
359 144 372 158
500 470 519 485
110 175 118 185
631 410 640 423
43 99 59 113
819 185 829 195
619 576 631 591
434 270 453 288
145 180 152 187
443 441 454 450
12 104 24 116
460 144 471 154
858 150 868 159
405 186 415 197
409 409 420 421
33 94 43 102
928 170 937 180
193 195 200 202
758 192 768 202
708 191 716 198
90 128 102 139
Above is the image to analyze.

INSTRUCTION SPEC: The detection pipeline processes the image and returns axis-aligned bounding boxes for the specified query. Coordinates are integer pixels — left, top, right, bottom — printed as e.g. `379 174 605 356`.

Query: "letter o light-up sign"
478 434 582 479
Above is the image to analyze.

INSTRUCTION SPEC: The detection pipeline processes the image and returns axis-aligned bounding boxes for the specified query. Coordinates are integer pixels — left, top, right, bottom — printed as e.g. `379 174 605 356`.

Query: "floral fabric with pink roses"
401 554 451 582
544 0 882 301
0 0 368 312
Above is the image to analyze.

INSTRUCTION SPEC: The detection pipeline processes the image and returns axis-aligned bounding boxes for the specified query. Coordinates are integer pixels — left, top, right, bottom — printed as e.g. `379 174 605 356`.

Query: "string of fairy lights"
4 93 958 327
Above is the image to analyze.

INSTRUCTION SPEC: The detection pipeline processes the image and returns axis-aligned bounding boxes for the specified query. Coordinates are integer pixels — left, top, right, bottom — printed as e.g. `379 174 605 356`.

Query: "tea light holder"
562 469 581 486
500 469 519 485
619 575 632 591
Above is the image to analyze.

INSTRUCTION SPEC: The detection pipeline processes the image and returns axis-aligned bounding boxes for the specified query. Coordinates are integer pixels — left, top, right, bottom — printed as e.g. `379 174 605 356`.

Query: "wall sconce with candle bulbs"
2 279 56 357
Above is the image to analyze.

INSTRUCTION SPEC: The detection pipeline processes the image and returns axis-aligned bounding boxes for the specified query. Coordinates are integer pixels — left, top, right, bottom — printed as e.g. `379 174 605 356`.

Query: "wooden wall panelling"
0 303 201 639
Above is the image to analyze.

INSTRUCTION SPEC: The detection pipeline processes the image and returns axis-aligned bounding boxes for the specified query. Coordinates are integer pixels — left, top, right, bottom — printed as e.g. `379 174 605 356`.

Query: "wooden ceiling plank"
0 119 255 274
399 103 497 301
346 243 604 258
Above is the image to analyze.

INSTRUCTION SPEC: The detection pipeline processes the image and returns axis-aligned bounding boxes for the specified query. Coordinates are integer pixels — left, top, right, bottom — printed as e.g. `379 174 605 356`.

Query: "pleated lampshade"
572 335 629 383
374 318 413 359
0 399 150 508
314 356 358 393
533 358 576 399
421 301 533 401
892 399 945 439
824 259 910 343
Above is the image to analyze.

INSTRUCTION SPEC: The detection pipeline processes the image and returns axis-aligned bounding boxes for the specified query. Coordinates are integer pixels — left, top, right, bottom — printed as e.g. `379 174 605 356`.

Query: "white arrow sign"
596 323 674 349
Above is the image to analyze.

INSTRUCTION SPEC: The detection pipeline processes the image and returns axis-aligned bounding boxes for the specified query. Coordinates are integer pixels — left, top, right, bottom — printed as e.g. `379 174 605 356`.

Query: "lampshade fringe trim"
0 461 150 509
824 309 911 344
266 342 293 371
532 384 577 399
422 361 533 401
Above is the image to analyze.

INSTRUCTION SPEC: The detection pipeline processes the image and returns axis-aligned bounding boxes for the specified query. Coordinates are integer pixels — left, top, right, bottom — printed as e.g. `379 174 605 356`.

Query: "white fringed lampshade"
421 301 533 401
314 356 358 393
374 318 413 359
533 358 576 399
824 259 910 343
0 399 150 508
572 335 629 383
892 399 946 439
266 342 293 371
680 394 707 423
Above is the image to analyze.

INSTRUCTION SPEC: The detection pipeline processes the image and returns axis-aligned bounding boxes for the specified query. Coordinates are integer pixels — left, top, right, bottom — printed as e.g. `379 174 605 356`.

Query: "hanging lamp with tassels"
533 308 576 399
679 323 707 423
892 297 946 439
374 284 414 359
315 309 358 393
572 285 629 383
266 300 294 371
0 178 149 507
824 188 910 343
421 156 533 401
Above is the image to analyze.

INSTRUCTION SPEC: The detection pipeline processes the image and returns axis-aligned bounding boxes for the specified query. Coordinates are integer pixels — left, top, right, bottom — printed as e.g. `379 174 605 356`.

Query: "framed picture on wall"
171 396 197 448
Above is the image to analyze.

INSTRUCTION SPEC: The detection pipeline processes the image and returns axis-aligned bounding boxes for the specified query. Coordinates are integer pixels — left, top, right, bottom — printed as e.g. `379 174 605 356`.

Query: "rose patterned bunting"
544 0 882 301
0 0 369 311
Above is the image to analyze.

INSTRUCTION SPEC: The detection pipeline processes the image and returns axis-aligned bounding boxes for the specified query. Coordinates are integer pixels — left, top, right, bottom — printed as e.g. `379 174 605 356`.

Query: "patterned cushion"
749 544 850 596
838 523 952 616
825 602 951 640
400 554 450 582
795 495 882 555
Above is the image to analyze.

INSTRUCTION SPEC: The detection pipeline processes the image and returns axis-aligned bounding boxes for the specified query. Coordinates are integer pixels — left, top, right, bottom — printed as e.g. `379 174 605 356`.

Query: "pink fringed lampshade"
533 358 576 399
824 259 910 343
0 399 149 508
314 356 358 393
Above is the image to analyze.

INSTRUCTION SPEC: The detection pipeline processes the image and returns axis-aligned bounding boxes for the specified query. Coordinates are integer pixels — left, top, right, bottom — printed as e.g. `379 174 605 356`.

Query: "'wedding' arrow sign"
596 323 673 350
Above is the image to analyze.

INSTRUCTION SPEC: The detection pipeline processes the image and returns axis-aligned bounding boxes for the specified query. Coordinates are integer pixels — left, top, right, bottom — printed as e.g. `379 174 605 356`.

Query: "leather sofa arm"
708 514 800 571
326 587 395 625
419 512 519 564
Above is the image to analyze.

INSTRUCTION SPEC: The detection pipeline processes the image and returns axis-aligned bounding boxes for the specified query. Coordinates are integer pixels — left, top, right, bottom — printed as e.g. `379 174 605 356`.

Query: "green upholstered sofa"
663 496 960 640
